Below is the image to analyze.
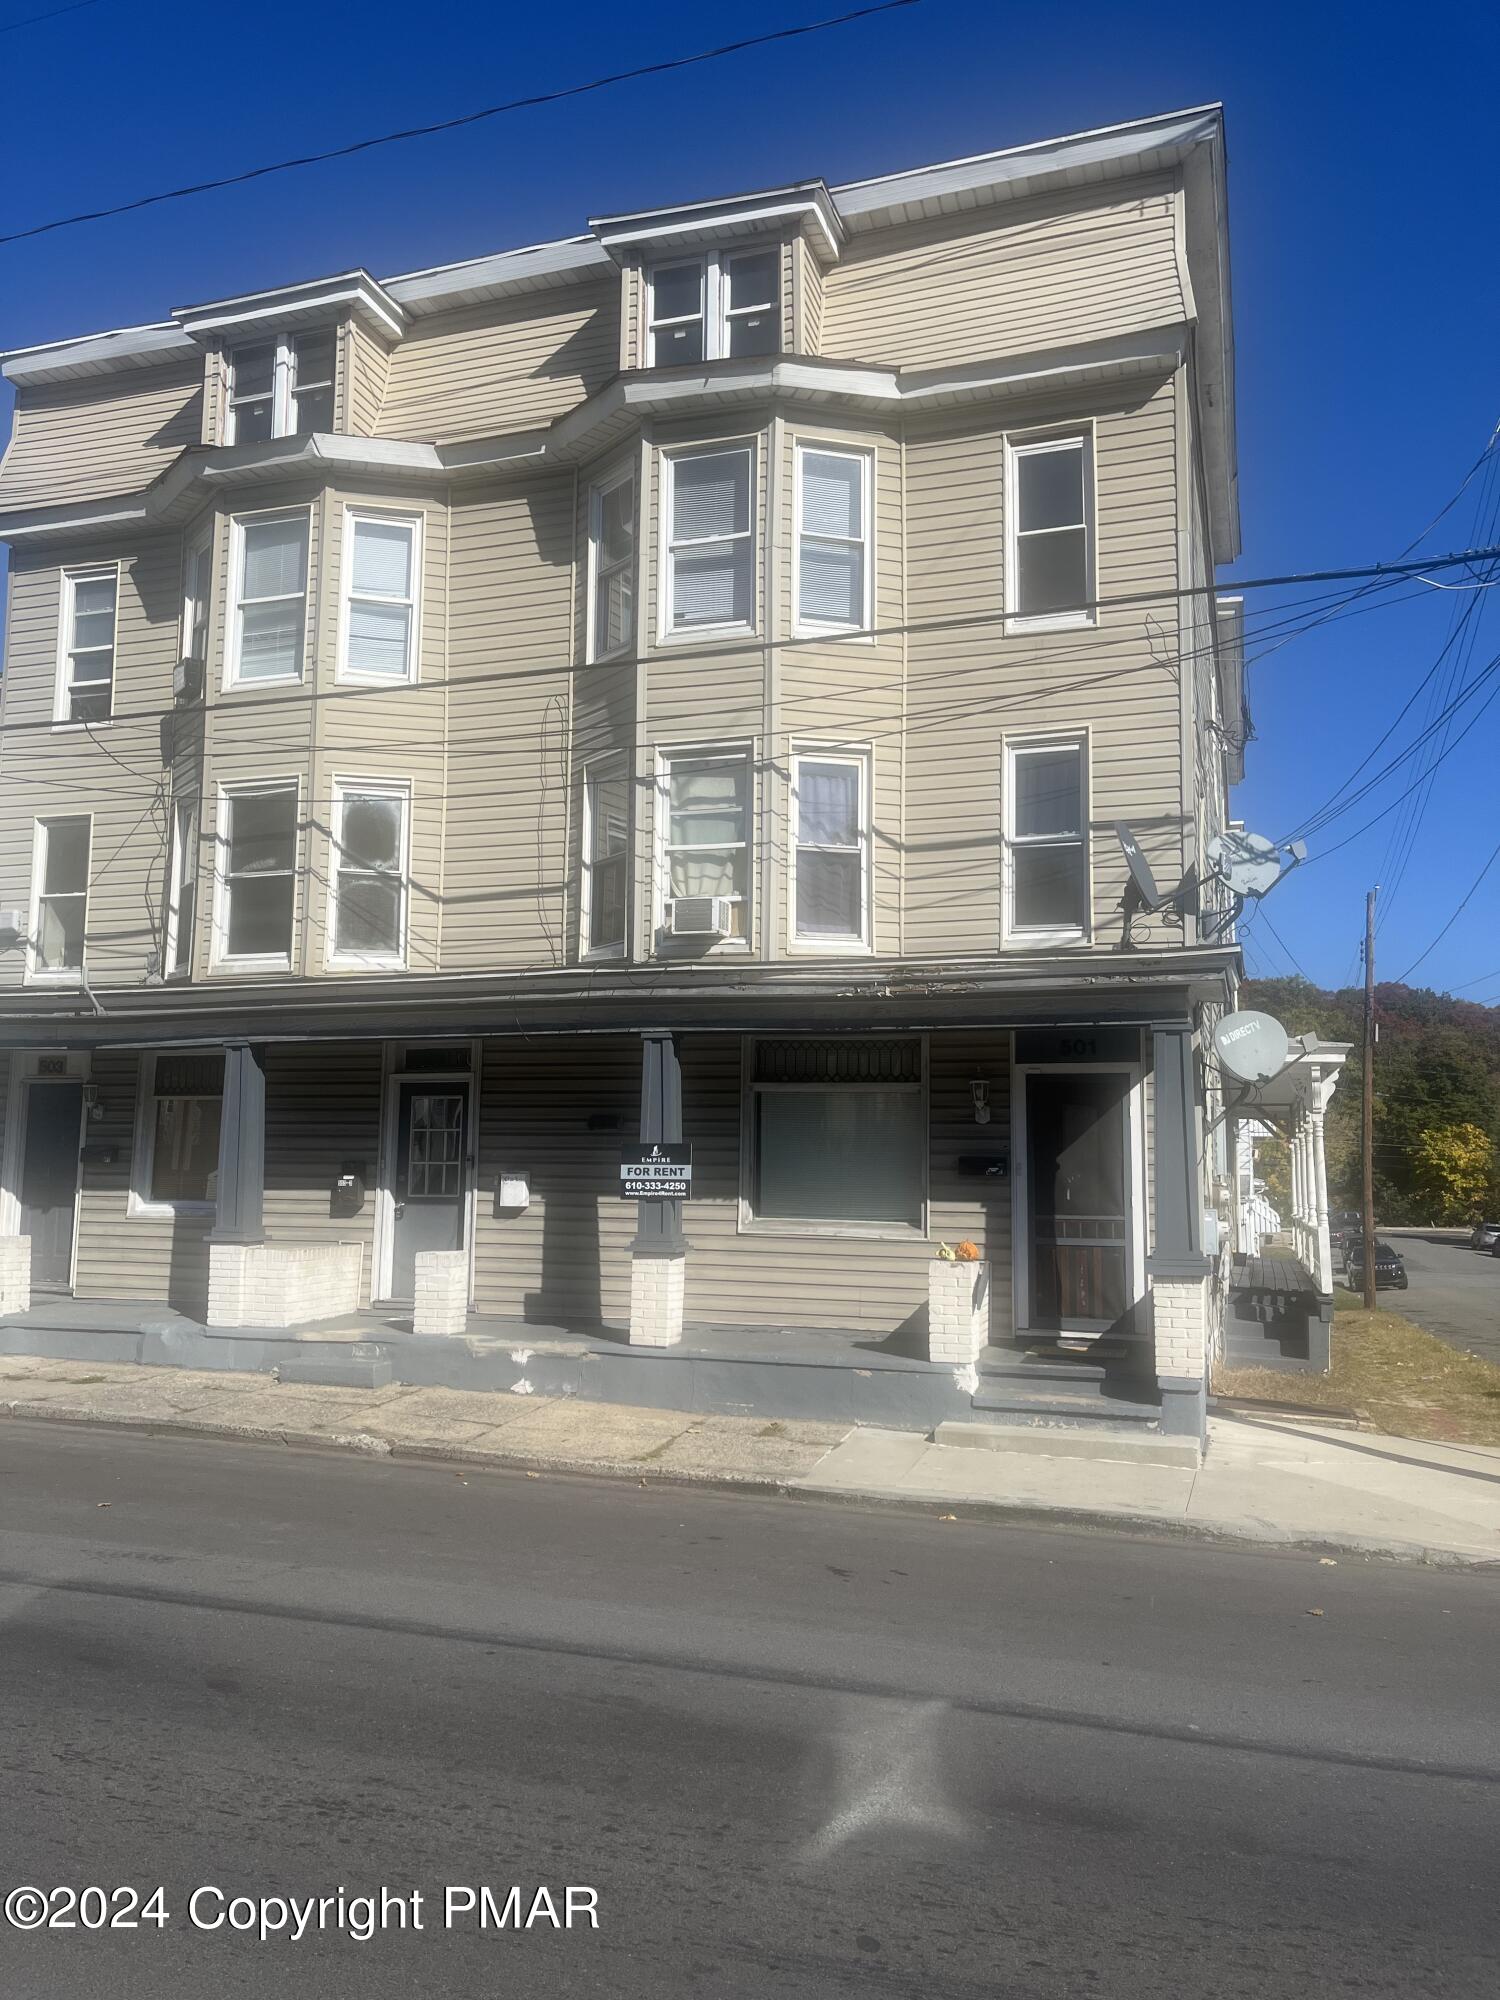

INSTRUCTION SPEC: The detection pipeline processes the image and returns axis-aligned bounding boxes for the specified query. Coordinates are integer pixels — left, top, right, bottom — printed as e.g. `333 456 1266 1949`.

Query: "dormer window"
647 248 779 366
226 329 336 443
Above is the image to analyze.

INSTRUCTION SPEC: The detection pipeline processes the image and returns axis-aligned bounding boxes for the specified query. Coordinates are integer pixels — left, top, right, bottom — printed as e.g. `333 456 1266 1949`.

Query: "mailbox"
331 1161 367 1218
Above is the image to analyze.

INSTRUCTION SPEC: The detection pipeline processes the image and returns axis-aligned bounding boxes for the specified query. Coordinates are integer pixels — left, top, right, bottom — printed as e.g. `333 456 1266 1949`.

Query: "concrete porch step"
968 1379 1161 1426
976 1343 1153 1390
934 1419 1200 1467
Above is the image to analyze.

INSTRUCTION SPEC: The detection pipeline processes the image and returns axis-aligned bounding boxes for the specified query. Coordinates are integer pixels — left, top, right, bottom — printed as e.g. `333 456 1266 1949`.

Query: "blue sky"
2 0 1497 997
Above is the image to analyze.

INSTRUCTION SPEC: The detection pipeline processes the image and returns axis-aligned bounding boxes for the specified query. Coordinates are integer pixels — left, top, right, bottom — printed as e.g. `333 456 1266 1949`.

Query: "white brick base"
1152 1272 1209 1380
206 1241 363 1329
0 1235 31 1316
928 1258 991 1365
413 1249 470 1337
629 1253 685 1348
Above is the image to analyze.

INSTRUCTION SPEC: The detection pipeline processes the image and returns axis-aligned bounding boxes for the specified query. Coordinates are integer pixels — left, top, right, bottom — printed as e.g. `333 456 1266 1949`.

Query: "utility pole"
1362 886 1378 1310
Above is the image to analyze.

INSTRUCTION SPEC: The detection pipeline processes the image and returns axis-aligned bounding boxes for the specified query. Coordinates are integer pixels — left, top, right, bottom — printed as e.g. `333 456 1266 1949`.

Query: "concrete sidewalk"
2 1353 1497 1567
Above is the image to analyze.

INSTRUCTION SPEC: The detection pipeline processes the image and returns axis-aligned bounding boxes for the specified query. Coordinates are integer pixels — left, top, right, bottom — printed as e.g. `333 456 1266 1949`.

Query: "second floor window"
664 447 754 635
58 567 117 724
226 330 336 443
588 467 636 660
217 784 298 966
330 782 409 965
342 511 419 682
647 248 779 365
165 796 197 979
30 816 90 980
1007 434 1094 626
795 446 871 634
661 750 750 941
182 533 213 663
792 751 868 947
1005 737 1089 942
583 762 628 956
231 512 308 685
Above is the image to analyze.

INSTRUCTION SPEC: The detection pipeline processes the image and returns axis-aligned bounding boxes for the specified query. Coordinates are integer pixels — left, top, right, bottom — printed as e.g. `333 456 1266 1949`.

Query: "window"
582 762 628 957
230 511 308 684
226 331 336 443
29 817 90 981
57 567 118 723
1004 737 1089 942
791 751 868 947
341 511 419 683
182 532 213 662
133 1051 223 1214
795 446 871 634
746 1038 925 1231
647 248 779 365
588 467 636 660
663 446 755 635
165 796 198 979
1006 434 1094 626
660 749 750 941
216 784 298 966
329 781 409 965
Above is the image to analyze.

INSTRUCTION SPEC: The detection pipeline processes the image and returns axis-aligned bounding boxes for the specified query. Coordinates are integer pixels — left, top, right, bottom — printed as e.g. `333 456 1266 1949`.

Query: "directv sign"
620 1142 692 1199
1212 1010 1290 1085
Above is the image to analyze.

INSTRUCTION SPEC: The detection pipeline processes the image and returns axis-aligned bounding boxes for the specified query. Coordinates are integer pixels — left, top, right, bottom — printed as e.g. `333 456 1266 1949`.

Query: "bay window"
795 445 871 633
746 1038 925 1232
165 795 198 979
29 816 90 982
588 467 636 661
660 749 750 941
182 532 213 663
230 510 308 684
57 566 118 723
583 761 628 957
329 781 409 965
341 510 419 683
1004 737 1089 942
663 446 755 634
226 330 336 443
791 750 869 947
215 783 298 967
1006 433 1094 626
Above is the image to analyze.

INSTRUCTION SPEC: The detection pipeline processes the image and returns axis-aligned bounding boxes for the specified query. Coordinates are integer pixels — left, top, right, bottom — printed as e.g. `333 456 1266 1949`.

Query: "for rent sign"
619 1143 692 1199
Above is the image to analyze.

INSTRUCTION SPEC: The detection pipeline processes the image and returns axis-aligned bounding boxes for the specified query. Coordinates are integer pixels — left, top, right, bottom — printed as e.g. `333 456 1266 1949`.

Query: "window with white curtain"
663 446 754 634
57 566 118 723
647 248 779 365
746 1038 925 1231
29 817 90 981
216 784 298 965
330 781 409 964
588 467 636 661
1006 434 1094 626
226 330 335 442
583 761 628 956
341 511 419 682
133 1051 223 1213
230 512 308 684
795 445 870 633
660 749 750 940
792 751 868 946
1004 737 1089 941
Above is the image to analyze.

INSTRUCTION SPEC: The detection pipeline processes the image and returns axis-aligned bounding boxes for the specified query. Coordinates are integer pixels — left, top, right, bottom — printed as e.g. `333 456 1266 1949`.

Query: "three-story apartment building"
0 106 1246 1442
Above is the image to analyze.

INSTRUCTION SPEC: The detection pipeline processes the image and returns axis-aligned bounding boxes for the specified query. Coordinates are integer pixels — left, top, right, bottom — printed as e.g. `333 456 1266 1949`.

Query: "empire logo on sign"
620 1142 692 1200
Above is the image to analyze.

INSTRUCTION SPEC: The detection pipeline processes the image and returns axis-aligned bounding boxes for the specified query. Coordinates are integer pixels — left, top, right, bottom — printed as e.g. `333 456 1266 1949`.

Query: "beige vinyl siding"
262 1041 383 1304
0 363 203 510
620 260 645 371
346 320 392 435
377 279 618 442
821 179 1186 370
792 237 825 354
74 1051 212 1310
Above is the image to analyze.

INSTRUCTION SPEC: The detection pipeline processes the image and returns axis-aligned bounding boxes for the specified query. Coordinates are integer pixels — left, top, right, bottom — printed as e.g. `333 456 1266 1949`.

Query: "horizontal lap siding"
346 322 391 435
0 363 203 510
74 1052 211 1311
821 181 1185 368
262 1043 383 1304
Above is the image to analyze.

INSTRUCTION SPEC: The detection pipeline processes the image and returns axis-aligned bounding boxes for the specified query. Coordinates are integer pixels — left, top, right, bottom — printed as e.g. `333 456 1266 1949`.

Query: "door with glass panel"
1025 1071 1132 1331
391 1081 468 1302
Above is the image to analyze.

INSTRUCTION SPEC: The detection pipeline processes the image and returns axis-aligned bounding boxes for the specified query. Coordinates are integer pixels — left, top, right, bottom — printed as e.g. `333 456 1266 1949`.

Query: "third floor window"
647 248 779 366
226 330 336 444
57 566 117 724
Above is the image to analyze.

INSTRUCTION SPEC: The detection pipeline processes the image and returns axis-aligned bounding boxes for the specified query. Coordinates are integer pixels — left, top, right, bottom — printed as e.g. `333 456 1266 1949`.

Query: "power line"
0 0 101 32
1389 836 1500 985
0 1 922 247
1256 908 1309 981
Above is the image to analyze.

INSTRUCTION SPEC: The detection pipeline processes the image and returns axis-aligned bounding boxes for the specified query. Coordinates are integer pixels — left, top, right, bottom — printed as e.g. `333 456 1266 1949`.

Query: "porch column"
1310 1087 1332 1295
206 1042 267 1327
1147 1023 1212 1445
628 1031 687 1347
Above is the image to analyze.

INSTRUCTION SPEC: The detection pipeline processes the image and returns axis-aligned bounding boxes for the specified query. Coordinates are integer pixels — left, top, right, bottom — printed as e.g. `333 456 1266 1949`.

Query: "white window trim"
210 777 301 973
225 329 335 444
1002 731 1092 948
25 814 91 988
225 506 310 690
326 775 412 971
586 462 637 664
646 247 779 366
658 441 758 644
53 562 120 728
653 742 754 954
737 1034 930 1241
1004 428 1097 634
128 1051 220 1220
336 507 423 686
181 526 214 664
787 745 873 954
792 442 874 640
164 794 198 981
580 755 629 962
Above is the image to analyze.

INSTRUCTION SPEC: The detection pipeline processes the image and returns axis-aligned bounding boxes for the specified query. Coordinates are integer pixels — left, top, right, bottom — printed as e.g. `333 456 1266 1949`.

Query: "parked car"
1468 1220 1500 1252
1344 1238 1409 1290
1331 1210 1363 1254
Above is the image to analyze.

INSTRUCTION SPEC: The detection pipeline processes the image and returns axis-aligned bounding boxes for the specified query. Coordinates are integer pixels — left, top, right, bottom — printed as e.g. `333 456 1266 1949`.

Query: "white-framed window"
661 444 755 637
587 465 636 661
328 779 410 967
339 509 421 684
658 746 752 943
55 565 118 724
794 444 872 635
226 329 336 443
742 1037 926 1235
647 247 779 366
28 816 90 984
582 760 628 958
790 749 870 949
228 509 309 686
181 530 213 663
165 795 198 979
1003 735 1090 944
1005 433 1095 629
130 1050 223 1217
213 781 299 969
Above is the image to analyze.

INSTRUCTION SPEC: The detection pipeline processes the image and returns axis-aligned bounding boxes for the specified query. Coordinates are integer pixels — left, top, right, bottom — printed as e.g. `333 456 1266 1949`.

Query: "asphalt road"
2 1424 1498 2000
1372 1229 1500 1365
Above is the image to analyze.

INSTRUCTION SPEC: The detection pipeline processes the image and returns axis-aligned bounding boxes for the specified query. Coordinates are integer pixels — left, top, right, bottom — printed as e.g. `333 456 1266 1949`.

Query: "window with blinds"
795 446 870 634
664 447 754 634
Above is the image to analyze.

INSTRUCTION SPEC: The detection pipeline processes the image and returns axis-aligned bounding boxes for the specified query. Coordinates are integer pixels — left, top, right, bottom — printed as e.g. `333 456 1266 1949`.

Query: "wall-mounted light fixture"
81 1083 103 1123
970 1079 991 1126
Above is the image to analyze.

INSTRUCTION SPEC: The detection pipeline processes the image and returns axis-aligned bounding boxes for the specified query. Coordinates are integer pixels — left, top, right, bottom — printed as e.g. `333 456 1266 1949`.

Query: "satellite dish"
1212 1010 1291 1085
1114 821 1165 910
1206 829 1283 900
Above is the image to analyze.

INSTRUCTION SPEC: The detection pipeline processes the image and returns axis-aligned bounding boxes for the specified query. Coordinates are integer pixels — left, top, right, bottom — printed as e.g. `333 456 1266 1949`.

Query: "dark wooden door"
20 1081 83 1291
1026 1072 1131 1329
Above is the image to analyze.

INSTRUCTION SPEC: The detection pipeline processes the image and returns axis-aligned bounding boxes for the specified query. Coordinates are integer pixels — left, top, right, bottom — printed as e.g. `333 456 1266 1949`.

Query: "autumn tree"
1409 1123 1494 1224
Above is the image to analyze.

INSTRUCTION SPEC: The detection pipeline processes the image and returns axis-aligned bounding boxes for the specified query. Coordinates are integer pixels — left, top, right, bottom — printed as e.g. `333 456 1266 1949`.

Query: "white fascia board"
382 236 612 314
591 184 844 263
1 322 198 385
173 273 406 344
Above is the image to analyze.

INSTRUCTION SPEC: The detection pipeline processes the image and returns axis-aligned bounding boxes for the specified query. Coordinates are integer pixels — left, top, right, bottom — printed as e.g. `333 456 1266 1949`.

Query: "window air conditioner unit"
173 656 205 705
0 908 25 942
669 895 731 938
